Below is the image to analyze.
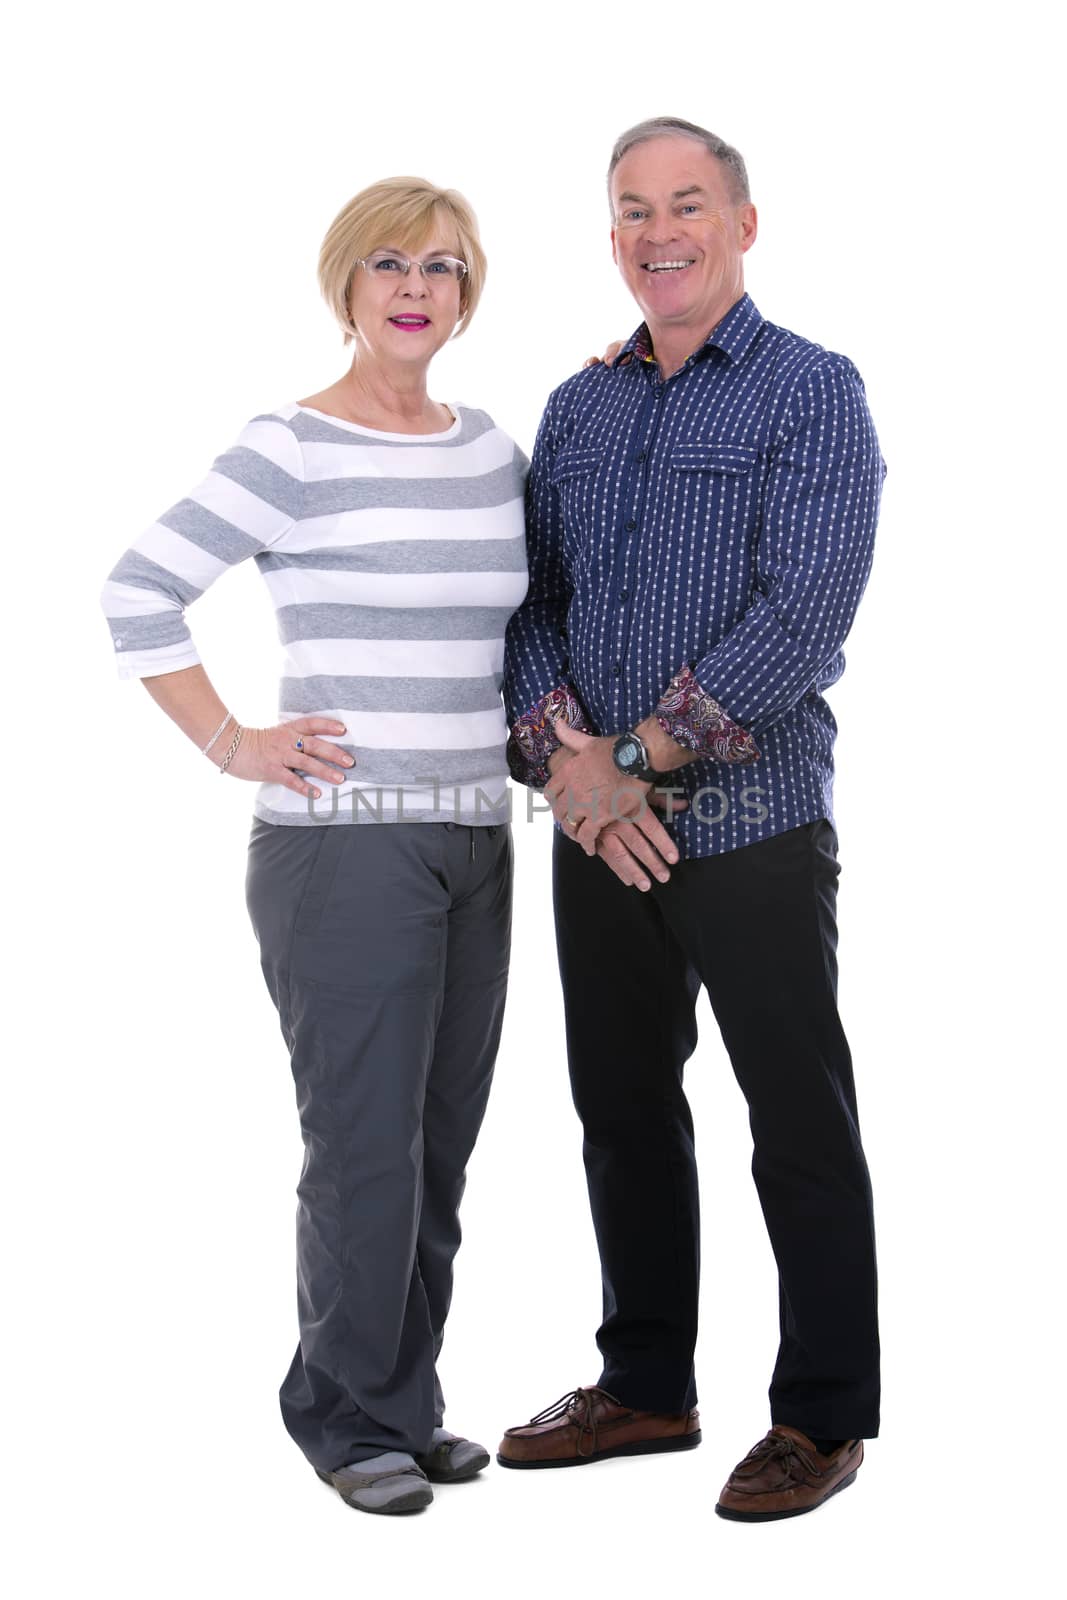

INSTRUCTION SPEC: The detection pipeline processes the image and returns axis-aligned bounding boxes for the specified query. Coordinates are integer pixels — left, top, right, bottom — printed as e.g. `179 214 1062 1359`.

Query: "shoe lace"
736 1430 821 1485
527 1386 617 1458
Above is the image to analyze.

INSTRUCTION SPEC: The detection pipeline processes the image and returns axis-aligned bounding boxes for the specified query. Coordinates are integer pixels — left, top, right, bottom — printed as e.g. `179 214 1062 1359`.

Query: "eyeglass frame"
354 250 469 284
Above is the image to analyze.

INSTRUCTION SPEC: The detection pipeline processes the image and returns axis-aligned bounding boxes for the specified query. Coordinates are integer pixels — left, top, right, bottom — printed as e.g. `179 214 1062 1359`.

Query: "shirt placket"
611 363 668 727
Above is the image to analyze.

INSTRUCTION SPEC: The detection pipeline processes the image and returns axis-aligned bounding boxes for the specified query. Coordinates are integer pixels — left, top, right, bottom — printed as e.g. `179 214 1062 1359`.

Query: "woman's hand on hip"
222 718 354 799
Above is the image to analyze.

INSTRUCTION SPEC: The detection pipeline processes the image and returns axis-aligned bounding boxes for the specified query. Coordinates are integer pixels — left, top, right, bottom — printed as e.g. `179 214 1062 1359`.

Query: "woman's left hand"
582 340 624 369
222 717 354 800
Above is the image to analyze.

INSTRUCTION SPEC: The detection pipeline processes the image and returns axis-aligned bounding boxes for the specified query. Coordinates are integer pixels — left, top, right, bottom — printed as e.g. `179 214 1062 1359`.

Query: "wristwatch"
611 730 667 785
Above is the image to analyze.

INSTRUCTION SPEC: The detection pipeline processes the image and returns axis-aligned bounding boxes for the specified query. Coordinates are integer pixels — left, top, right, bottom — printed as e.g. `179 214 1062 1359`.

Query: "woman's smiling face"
346 230 465 368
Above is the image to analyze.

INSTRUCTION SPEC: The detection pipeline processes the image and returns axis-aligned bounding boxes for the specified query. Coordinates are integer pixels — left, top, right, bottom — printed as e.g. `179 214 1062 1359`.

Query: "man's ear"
610 226 618 265
738 204 758 255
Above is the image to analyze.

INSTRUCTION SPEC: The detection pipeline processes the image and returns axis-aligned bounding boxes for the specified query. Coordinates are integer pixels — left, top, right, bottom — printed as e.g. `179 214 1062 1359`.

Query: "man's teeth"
644 260 695 272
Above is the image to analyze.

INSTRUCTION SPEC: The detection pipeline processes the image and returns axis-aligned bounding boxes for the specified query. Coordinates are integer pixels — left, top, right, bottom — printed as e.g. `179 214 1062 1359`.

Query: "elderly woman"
100 178 527 1515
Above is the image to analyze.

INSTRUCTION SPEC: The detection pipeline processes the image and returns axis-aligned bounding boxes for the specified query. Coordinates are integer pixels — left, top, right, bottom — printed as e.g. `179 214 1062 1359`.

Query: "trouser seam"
659 895 694 1402
282 826 331 1036
807 821 841 1012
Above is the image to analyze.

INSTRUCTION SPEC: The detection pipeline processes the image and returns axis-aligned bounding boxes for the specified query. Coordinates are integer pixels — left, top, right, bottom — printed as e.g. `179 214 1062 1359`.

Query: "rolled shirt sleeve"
652 664 760 763
507 682 595 789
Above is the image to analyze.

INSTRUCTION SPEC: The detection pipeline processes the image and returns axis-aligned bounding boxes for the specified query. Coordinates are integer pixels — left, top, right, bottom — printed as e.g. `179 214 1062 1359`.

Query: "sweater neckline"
292 402 462 441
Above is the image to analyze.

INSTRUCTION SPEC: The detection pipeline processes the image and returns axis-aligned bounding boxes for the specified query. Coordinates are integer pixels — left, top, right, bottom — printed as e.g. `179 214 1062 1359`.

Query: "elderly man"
499 117 884 1521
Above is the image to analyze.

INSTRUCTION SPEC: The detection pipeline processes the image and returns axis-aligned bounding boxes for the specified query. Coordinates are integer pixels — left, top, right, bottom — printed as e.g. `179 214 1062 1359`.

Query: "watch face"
617 737 640 768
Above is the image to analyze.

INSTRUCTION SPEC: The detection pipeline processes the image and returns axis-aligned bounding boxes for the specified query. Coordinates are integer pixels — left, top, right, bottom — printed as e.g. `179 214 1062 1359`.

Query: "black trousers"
553 818 880 1440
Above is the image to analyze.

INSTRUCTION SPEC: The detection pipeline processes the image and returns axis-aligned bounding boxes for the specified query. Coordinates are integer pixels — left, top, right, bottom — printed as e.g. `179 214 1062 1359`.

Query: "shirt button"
612 663 621 676
625 520 636 532
114 638 123 648
619 590 629 602
636 451 647 463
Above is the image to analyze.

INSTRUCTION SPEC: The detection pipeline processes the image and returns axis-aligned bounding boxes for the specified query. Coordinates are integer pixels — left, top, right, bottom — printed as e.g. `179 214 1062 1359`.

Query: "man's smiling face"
610 135 757 345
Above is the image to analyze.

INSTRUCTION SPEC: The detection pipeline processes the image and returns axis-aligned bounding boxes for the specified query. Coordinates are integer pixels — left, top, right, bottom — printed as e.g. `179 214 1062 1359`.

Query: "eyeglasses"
356 250 468 283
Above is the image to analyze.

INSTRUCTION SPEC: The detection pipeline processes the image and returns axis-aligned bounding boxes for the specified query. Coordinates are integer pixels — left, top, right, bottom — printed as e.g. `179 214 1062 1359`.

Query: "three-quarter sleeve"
100 414 304 679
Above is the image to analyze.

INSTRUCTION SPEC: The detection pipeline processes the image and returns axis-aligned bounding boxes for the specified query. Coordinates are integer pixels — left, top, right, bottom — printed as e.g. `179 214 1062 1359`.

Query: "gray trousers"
245 818 512 1471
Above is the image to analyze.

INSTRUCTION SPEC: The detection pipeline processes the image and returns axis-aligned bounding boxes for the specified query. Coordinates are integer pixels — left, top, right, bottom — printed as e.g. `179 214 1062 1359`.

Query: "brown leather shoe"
715 1426 863 1521
497 1385 701 1469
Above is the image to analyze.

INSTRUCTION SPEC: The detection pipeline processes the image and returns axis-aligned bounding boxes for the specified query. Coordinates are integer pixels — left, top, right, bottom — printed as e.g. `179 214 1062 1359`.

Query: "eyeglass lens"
364 252 466 281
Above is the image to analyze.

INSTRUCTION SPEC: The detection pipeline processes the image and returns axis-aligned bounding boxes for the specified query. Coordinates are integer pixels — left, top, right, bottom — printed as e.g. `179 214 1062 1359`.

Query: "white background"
4 1 1062 1594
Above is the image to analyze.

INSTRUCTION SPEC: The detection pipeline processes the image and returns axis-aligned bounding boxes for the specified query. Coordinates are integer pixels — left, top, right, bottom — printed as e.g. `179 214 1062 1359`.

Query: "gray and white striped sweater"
101 402 529 825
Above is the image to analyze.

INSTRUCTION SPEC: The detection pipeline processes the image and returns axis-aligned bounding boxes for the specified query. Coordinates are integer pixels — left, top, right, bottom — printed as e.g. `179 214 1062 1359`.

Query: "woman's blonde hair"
318 176 487 344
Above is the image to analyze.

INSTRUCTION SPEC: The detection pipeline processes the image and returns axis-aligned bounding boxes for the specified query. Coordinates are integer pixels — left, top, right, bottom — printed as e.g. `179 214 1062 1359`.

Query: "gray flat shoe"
414 1431 491 1483
316 1452 434 1515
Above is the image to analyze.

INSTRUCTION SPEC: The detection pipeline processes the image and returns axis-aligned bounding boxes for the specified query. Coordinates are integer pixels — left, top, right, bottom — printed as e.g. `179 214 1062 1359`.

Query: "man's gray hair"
607 117 750 210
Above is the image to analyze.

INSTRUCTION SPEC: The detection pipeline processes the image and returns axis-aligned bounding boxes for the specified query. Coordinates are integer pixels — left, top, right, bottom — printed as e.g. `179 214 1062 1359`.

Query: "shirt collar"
611 293 764 371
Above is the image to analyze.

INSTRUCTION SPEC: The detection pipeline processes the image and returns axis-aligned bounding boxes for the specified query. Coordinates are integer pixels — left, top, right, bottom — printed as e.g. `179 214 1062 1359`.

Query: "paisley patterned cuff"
508 684 595 788
654 665 760 764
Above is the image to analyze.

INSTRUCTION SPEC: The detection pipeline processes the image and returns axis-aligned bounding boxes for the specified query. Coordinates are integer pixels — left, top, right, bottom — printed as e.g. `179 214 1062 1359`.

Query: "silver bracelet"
202 711 233 757
218 725 243 775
